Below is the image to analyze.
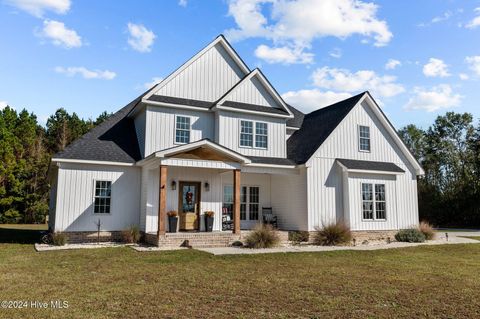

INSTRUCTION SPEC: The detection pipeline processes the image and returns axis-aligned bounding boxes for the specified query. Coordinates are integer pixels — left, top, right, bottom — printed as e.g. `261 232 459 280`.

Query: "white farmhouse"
49 35 424 246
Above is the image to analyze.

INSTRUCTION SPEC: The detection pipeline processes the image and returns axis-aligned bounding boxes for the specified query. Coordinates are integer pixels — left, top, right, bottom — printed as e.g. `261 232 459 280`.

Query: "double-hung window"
362 183 386 220
359 125 371 152
94 181 111 214
175 116 190 144
240 120 268 149
240 120 253 147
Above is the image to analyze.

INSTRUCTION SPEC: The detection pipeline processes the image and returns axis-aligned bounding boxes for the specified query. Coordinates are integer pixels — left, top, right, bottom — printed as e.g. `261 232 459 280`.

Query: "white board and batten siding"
144 105 215 157
53 163 141 232
226 76 281 108
217 110 286 158
154 43 245 102
306 100 419 231
143 167 272 233
134 110 146 158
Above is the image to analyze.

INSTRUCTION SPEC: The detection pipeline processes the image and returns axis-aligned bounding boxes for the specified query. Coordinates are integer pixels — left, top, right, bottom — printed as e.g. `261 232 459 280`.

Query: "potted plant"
167 211 178 233
204 211 215 232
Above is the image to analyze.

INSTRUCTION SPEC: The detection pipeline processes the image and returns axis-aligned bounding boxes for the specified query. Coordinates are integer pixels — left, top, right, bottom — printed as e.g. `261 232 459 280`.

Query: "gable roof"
215 68 293 117
287 92 365 164
52 90 153 164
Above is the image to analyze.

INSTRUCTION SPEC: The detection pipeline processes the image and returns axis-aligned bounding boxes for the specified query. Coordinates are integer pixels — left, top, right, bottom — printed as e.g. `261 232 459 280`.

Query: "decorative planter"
205 216 214 232
168 216 178 233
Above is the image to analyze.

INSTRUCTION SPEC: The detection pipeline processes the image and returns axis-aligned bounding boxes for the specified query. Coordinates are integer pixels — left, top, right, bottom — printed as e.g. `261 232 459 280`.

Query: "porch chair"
262 207 278 228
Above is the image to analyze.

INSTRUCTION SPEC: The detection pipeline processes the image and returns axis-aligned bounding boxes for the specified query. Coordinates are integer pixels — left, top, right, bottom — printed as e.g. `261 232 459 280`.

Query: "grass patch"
1 225 480 318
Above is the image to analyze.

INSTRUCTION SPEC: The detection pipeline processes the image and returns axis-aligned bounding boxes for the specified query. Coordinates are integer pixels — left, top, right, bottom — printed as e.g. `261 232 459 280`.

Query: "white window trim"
238 119 269 150
361 182 386 221
223 184 261 222
358 125 371 153
174 115 191 145
92 179 113 215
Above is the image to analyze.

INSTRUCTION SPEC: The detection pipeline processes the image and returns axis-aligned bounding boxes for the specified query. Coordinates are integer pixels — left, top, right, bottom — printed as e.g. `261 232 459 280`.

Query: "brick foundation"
351 230 397 244
61 231 124 244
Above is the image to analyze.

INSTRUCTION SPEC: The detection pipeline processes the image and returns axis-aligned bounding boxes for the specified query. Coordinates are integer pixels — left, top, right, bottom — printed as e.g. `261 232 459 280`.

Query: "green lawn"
1 225 480 318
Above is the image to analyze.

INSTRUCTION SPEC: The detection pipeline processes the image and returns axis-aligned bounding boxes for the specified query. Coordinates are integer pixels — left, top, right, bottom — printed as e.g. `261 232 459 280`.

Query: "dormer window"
359 125 371 152
175 116 191 144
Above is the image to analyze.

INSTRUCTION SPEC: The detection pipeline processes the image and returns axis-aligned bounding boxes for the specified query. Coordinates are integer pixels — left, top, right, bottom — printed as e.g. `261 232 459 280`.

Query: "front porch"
138 140 304 247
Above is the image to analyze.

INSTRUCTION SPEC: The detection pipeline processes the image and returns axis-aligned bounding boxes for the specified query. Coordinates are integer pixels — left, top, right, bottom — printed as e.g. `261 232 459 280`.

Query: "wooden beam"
233 169 241 235
157 165 167 237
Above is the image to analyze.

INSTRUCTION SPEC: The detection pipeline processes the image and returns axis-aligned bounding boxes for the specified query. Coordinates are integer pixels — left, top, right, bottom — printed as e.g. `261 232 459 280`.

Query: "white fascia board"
346 169 403 176
360 94 425 176
255 69 294 118
51 158 135 167
143 100 210 112
154 140 252 164
213 105 292 119
286 126 300 130
244 163 297 169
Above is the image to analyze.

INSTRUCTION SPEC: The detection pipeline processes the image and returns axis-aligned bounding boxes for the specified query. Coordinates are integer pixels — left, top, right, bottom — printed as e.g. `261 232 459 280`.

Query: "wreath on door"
185 186 193 205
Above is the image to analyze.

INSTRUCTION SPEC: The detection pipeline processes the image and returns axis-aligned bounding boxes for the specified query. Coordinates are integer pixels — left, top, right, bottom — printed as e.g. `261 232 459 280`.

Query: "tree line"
0 106 478 227
0 106 111 223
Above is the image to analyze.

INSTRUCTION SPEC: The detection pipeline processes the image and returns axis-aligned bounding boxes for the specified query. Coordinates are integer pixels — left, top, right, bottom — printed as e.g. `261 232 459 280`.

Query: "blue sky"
0 0 479 128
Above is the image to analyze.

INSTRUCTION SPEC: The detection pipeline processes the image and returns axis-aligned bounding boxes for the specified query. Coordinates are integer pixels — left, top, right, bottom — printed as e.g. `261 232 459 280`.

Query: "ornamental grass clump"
395 228 426 243
122 225 141 244
288 231 310 245
313 222 352 246
244 224 280 249
418 221 435 240
51 232 67 246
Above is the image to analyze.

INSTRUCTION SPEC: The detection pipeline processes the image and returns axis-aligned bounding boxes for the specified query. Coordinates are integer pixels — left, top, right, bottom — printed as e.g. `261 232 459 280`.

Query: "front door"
178 182 201 231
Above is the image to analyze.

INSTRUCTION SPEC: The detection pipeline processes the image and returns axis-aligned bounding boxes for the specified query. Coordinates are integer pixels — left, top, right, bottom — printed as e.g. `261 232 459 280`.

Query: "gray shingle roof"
286 104 304 128
248 156 296 166
336 158 405 173
221 101 289 115
147 95 211 108
287 92 366 164
53 89 154 163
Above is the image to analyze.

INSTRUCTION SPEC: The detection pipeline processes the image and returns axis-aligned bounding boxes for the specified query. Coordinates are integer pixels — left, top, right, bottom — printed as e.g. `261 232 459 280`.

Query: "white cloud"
143 77 163 89
311 66 404 98
422 58 450 77
55 66 116 80
5 0 70 17
404 84 462 112
178 0 187 7
0 101 8 110
466 7 480 29
329 48 342 59
465 56 480 75
127 23 156 53
39 19 82 48
225 0 392 64
254 44 313 64
282 89 351 113
385 59 401 70
459 73 469 80
431 11 452 23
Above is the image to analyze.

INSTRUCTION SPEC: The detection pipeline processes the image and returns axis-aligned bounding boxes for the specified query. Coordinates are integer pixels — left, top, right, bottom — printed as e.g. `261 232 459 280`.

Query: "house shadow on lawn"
0 224 48 244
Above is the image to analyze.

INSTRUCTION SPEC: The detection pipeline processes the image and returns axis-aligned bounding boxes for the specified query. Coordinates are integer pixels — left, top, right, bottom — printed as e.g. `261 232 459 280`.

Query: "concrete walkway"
196 232 479 256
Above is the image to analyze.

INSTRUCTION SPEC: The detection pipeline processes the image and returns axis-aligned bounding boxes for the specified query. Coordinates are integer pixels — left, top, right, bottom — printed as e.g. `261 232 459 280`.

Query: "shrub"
51 232 67 246
313 222 352 246
395 228 426 243
204 211 215 218
288 231 310 244
122 225 141 244
418 221 435 240
244 224 280 248
231 240 243 247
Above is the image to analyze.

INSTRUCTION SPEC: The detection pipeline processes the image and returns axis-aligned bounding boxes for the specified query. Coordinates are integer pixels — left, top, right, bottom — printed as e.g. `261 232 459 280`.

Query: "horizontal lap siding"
54 164 141 232
155 43 243 102
307 101 419 231
145 106 215 157
217 111 286 158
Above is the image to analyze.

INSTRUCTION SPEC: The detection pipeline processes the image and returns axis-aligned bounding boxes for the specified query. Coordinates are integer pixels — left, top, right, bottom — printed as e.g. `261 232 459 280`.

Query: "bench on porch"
262 207 278 228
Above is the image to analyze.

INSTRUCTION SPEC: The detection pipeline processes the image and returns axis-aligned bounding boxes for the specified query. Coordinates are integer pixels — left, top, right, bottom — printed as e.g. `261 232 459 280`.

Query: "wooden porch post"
233 169 241 235
157 165 168 237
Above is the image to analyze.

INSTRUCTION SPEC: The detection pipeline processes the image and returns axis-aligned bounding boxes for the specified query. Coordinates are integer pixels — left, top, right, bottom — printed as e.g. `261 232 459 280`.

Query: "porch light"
171 180 176 190
204 181 210 192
